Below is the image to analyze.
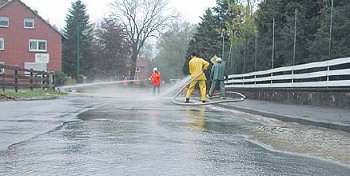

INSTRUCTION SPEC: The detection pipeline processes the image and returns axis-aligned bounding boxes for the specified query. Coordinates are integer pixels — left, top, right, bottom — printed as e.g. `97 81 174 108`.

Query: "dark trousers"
153 85 160 96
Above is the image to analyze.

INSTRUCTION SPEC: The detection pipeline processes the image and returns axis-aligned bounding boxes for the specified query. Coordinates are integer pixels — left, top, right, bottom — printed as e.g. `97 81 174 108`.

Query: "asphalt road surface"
1 88 349 176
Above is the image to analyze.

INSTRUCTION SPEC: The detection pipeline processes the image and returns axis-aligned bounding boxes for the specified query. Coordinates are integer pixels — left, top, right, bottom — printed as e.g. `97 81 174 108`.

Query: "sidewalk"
217 99 350 133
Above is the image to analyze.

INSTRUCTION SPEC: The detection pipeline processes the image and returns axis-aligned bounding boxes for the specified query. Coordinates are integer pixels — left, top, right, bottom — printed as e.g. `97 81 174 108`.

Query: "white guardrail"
226 57 350 88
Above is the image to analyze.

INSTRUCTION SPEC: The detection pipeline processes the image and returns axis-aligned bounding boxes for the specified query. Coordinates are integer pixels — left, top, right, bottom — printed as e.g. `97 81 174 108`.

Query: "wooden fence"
226 57 350 89
0 64 54 92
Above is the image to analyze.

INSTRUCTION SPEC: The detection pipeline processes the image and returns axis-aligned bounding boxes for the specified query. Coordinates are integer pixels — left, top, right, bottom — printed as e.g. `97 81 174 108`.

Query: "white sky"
21 0 217 29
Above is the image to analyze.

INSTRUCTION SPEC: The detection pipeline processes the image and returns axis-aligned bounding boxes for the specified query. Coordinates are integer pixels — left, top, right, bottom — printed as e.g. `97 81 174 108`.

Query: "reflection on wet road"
1 96 350 176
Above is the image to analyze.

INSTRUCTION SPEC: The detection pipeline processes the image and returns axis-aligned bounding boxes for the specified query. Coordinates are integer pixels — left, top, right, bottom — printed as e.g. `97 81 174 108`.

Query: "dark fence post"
2 75 4 92
0 64 3 92
49 71 55 90
14 66 18 92
30 69 33 91
41 71 45 90
2 66 4 91
46 72 49 89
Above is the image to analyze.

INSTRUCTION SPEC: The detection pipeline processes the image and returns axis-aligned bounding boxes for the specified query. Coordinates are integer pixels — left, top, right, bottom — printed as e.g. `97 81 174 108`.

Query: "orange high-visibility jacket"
150 71 161 86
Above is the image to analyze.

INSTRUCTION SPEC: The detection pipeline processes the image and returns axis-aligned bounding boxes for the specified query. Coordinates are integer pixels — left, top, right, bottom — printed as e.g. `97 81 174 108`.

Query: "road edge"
216 104 350 133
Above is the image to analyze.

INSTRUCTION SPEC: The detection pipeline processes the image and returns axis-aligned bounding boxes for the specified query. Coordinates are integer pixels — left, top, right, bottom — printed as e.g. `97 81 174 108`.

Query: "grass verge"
1 89 67 100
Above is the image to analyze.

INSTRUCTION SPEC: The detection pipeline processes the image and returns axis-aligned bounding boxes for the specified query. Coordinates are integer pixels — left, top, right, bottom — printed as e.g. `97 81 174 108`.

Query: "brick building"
0 0 63 74
134 57 151 80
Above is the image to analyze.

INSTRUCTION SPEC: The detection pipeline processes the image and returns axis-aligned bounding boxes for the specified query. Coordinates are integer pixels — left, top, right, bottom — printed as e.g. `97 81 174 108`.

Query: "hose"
172 71 246 106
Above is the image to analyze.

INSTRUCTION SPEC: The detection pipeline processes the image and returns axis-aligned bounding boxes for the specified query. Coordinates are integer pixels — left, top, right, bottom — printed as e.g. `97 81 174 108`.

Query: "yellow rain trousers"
186 56 209 101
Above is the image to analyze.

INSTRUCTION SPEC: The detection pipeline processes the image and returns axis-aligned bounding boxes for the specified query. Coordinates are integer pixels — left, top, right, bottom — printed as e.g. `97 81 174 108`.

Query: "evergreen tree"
309 0 350 61
184 1 235 73
254 0 324 70
62 0 93 78
184 9 220 75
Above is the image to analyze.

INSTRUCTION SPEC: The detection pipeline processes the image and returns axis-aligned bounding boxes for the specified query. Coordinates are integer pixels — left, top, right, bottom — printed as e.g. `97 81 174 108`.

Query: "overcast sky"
21 0 217 29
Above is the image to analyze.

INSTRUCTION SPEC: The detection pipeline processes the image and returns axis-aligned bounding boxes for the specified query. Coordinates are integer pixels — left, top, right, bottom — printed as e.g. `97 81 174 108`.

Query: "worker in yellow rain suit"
185 52 209 103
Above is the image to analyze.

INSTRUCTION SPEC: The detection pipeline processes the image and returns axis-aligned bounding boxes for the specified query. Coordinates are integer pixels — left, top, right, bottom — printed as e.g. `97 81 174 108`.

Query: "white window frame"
24 18 34 29
0 61 4 74
0 37 4 50
29 39 47 52
0 16 9 27
136 67 141 72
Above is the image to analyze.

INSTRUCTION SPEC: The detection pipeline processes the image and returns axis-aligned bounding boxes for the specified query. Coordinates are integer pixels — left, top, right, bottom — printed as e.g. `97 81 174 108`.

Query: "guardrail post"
14 66 18 92
327 66 330 82
254 75 257 85
270 73 273 84
30 69 33 91
326 65 330 88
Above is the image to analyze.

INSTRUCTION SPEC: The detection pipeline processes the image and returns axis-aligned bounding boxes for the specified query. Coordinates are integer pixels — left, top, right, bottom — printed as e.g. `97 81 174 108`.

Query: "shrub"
54 71 68 86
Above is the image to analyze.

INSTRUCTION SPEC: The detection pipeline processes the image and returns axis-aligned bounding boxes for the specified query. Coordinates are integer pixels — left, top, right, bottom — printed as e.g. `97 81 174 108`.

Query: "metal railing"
226 57 350 88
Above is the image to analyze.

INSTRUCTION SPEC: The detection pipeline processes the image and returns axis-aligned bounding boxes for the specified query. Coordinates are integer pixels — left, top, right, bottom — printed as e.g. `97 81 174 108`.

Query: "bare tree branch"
110 0 176 79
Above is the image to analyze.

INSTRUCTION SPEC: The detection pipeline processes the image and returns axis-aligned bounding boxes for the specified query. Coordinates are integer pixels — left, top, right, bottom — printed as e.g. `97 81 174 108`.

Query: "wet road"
1 90 350 175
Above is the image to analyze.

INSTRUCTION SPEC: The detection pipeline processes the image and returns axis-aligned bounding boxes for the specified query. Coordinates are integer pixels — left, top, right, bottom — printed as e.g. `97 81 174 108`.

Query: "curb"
217 104 350 133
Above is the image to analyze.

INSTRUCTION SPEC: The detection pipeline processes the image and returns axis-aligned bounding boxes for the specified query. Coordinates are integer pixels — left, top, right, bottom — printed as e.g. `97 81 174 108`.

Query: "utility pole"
221 30 225 59
272 17 275 69
328 0 334 60
293 8 298 66
76 25 80 78
254 31 258 72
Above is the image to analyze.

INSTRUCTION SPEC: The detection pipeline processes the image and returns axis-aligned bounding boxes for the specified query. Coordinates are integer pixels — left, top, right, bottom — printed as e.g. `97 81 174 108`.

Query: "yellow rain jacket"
189 56 209 80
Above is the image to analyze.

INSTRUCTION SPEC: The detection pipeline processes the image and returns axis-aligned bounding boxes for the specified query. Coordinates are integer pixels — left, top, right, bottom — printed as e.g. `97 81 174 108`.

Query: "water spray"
172 71 246 106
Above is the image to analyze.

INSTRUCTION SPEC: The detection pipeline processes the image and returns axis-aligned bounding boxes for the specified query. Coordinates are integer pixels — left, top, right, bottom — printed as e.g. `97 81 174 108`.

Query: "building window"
24 18 34 28
29 39 47 52
0 61 4 74
136 67 141 72
0 38 4 50
0 16 9 27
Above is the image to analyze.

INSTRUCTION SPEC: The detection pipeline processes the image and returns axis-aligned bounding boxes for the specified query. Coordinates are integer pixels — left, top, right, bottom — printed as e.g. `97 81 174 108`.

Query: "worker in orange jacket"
149 67 161 96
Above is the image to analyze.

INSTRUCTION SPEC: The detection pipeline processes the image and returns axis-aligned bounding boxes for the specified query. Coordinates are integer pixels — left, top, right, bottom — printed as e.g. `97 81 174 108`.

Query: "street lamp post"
76 25 80 78
76 25 88 80
221 32 225 59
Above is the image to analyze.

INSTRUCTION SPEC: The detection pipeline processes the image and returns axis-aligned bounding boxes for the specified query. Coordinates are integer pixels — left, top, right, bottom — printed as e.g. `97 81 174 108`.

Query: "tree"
0 0 9 6
184 8 223 75
309 0 350 61
226 1 256 73
253 0 324 70
62 0 93 78
91 17 131 80
184 0 239 75
152 22 195 82
110 0 176 80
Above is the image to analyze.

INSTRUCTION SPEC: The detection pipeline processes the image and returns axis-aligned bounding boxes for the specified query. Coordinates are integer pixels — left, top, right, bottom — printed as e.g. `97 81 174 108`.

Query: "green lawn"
1 89 67 99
